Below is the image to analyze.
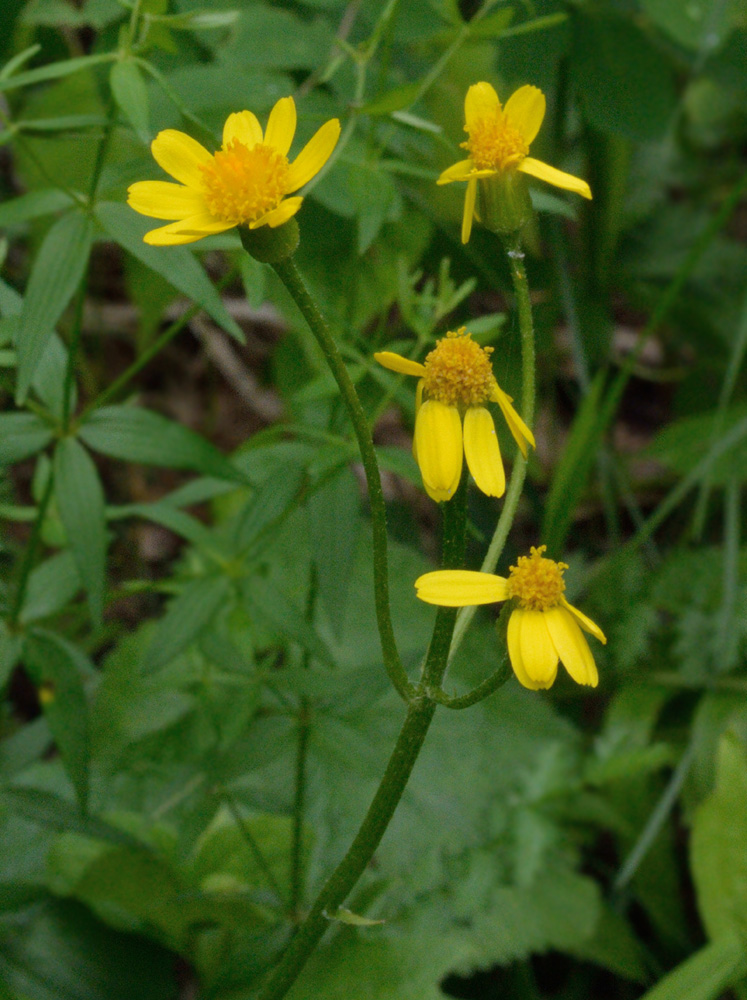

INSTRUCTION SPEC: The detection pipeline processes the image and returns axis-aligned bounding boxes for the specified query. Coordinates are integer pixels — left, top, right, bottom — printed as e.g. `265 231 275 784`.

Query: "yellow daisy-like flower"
416 546 605 690
437 82 592 243
127 98 340 246
374 327 535 502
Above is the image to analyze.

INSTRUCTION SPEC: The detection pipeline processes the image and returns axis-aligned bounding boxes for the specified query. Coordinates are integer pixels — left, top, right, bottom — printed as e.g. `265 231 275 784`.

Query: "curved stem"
449 234 535 663
255 474 468 1000
271 254 413 702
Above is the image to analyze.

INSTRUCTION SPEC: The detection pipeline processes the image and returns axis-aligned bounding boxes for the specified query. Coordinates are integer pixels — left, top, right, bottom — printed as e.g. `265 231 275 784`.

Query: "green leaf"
691 733 747 942
95 202 243 342
0 189 75 227
53 437 107 626
0 413 53 465
78 405 243 481
0 787 147 848
242 577 334 666
571 10 677 140
360 82 422 115
144 575 232 671
306 466 360 636
22 631 90 810
19 551 80 624
234 462 305 553
0 899 177 1000
109 59 149 143
0 52 115 93
637 936 747 1000
15 212 93 403
541 371 606 556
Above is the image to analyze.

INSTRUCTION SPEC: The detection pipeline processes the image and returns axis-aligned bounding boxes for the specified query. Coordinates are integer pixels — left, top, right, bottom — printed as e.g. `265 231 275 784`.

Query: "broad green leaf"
22 631 90 810
571 10 677 140
0 189 74 227
78 405 243 481
0 412 52 464
95 202 243 342
144 574 232 671
0 899 176 1000
306 465 360 636
241 577 334 665
691 733 747 942
109 59 149 143
15 212 93 403
541 371 606 555
638 936 747 1000
53 437 107 626
20 551 80 624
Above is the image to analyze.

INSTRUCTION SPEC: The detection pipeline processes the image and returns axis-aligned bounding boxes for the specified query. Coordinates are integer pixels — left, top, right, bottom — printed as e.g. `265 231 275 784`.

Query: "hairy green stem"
255 475 468 1000
448 233 535 664
271 254 413 702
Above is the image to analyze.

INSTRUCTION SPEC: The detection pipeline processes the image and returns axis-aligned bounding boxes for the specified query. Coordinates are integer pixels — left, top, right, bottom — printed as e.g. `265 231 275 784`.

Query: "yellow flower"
415 546 605 690
437 82 592 243
127 98 340 246
374 327 534 501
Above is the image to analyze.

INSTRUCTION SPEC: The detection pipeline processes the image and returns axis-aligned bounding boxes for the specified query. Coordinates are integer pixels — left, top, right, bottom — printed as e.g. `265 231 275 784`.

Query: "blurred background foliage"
0 0 746 997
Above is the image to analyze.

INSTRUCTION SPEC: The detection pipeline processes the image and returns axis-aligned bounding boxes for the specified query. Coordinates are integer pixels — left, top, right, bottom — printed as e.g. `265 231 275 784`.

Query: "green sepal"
239 218 300 264
479 170 534 236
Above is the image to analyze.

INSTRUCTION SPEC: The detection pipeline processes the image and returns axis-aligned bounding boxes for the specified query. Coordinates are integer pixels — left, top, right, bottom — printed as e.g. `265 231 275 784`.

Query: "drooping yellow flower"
374 328 534 502
437 82 592 243
127 98 340 245
416 546 605 690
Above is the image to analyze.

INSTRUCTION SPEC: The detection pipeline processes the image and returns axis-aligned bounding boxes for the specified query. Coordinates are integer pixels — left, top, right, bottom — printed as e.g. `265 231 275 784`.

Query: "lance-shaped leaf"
96 201 243 342
79 405 244 481
22 630 91 810
15 211 93 403
53 437 107 626
0 412 53 465
144 574 232 672
109 59 150 144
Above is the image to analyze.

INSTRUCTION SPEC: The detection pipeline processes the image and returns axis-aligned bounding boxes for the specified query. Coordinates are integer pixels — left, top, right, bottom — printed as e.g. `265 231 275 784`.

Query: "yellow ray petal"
264 96 296 156
518 157 592 200
413 379 424 464
544 606 598 687
250 196 303 229
503 85 546 146
463 406 505 497
151 129 213 187
127 180 207 221
462 177 477 244
519 609 558 686
415 570 508 607
414 400 463 499
465 81 500 129
491 383 535 455
373 352 426 377
561 598 606 643
287 118 340 192
507 609 546 690
143 213 235 246
223 110 263 149
437 159 495 185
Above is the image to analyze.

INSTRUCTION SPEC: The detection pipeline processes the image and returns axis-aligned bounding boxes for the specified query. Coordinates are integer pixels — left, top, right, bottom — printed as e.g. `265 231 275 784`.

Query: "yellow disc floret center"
507 546 567 611
422 328 495 407
462 115 529 172
201 139 289 225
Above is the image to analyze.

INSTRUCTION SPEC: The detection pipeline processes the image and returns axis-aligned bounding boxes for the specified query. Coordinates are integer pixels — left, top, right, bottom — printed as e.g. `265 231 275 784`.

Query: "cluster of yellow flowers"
128 84 603 693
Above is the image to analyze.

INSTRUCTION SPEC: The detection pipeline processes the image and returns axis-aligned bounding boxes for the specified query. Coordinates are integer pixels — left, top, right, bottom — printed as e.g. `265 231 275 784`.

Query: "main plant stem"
271 255 412 702
449 233 535 661
255 479 467 1000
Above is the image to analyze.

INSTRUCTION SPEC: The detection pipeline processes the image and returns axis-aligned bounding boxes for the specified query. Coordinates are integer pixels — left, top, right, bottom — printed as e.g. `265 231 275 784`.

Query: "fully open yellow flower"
374 328 534 502
437 82 592 243
416 546 605 689
127 98 340 245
